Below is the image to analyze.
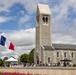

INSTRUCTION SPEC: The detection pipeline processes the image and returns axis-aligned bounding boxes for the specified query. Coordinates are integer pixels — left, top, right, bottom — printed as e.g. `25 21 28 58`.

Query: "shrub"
73 64 76 67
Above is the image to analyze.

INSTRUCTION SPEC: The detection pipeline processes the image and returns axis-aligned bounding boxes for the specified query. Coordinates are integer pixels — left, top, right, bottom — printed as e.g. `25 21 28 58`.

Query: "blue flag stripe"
0 35 6 46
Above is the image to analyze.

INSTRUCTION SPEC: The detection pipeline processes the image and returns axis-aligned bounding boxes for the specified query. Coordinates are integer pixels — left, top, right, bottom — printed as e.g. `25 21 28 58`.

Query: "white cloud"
0 28 35 58
73 18 76 24
52 33 76 44
8 28 35 46
0 0 76 15
19 15 30 23
0 27 76 59
0 0 50 14
51 0 76 34
51 0 76 45
0 17 11 23
0 0 76 59
20 11 25 15
0 0 17 12
19 15 30 28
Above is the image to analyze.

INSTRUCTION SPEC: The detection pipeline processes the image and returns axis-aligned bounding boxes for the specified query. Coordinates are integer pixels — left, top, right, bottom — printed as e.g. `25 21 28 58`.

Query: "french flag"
0 35 14 50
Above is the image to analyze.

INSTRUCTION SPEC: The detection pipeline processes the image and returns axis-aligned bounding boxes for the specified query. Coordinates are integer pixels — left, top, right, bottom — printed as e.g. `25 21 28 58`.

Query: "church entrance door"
37 56 39 64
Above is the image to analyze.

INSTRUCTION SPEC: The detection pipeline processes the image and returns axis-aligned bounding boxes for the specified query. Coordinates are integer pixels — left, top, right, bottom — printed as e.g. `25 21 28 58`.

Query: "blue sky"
0 2 35 30
0 0 76 59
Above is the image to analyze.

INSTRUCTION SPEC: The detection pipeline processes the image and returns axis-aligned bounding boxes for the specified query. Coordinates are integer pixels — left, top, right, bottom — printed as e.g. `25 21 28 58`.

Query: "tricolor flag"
0 35 14 50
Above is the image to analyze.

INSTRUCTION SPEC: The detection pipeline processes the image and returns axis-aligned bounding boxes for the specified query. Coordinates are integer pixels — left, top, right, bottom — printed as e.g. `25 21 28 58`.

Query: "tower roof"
37 4 51 15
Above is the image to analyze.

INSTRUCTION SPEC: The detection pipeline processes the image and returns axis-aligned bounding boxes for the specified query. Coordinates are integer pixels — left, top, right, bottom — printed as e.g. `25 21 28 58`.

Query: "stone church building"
34 4 76 66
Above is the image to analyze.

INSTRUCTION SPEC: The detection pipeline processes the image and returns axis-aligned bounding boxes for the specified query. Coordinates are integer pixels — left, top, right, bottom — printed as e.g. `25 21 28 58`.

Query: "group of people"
5 61 72 67
23 62 61 67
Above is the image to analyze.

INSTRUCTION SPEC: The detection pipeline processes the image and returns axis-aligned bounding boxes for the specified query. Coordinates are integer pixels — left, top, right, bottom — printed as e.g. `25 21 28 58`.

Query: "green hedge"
73 64 76 67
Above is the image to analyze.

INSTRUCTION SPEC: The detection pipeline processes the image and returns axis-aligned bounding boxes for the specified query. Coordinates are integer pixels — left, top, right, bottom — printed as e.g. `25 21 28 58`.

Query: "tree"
3 57 8 66
3 57 8 61
0 58 3 66
19 48 35 64
29 48 34 63
19 53 29 64
10 56 15 58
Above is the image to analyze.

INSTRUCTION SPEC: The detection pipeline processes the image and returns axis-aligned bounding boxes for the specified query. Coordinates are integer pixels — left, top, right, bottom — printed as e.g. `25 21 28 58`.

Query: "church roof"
43 45 54 50
37 4 51 15
42 44 76 50
52 43 76 50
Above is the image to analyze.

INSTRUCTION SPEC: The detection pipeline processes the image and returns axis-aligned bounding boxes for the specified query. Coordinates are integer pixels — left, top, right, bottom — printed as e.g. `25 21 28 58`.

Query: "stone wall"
0 67 76 75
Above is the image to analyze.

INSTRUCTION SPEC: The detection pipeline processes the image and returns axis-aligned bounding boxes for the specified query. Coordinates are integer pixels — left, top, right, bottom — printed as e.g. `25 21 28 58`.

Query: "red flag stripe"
9 42 14 50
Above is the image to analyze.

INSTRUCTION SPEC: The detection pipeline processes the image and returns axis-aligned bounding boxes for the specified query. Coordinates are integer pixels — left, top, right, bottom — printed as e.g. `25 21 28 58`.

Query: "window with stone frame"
42 15 49 25
57 52 59 57
71 53 74 58
42 16 45 23
46 17 48 23
64 52 66 58
48 57 50 63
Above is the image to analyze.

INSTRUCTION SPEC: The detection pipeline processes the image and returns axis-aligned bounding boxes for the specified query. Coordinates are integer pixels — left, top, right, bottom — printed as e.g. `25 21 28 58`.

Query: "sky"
0 0 76 59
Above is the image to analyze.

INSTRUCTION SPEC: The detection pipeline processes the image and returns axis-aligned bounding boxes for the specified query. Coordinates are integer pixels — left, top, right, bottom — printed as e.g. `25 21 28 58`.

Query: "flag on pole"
0 35 14 50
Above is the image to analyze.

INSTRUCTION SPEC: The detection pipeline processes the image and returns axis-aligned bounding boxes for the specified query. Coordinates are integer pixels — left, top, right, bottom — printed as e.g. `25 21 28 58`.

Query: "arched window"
42 15 49 25
46 17 48 23
42 16 45 23
57 52 59 57
64 52 66 57
48 57 50 63
36 55 39 64
71 53 73 58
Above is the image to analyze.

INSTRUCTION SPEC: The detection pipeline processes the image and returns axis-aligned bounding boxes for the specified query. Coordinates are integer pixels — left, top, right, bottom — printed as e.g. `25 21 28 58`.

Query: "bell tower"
34 4 52 64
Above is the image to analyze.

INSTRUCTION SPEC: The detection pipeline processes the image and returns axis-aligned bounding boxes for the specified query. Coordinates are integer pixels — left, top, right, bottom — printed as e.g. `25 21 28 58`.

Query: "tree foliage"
0 58 3 66
3 57 8 66
29 48 34 63
19 48 34 64
19 53 29 63
10 56 15 58
3 57 8 61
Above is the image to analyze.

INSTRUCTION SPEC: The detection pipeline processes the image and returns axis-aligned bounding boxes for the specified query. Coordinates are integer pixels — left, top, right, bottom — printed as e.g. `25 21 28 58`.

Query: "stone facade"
1 67 76 75
34 4 76 65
